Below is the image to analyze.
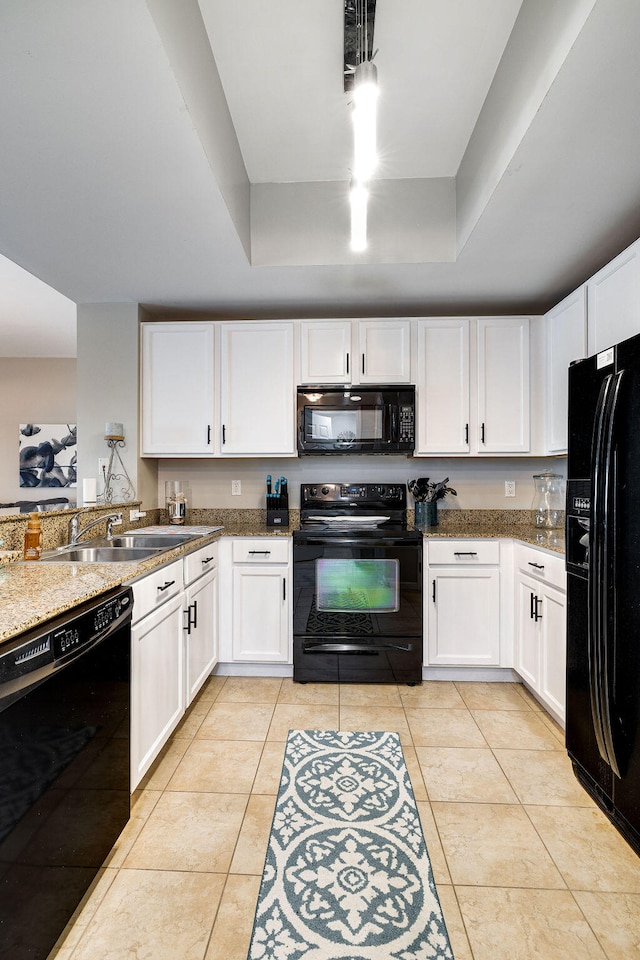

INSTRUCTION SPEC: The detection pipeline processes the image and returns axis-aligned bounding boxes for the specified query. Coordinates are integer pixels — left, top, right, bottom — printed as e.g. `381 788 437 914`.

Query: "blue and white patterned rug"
248 730 454 959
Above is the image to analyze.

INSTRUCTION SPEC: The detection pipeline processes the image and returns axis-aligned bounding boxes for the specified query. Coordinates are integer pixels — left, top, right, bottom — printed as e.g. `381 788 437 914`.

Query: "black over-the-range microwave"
297 385 415 455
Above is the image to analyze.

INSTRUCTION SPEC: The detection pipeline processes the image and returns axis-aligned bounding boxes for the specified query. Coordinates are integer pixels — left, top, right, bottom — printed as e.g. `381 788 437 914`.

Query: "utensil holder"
267 492 289 527
415 501 437 527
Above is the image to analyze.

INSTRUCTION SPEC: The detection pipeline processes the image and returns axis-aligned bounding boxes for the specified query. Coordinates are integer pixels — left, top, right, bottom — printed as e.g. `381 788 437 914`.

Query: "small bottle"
23 512 43 561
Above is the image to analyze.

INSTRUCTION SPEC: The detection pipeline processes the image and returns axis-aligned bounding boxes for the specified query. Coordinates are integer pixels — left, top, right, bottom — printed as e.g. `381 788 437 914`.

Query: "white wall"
157 455 566 511
77 304 157 509
0 358 76 504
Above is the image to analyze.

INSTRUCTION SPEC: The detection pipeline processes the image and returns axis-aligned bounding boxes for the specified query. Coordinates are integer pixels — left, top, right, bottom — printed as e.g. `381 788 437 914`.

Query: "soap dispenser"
23 512 43 560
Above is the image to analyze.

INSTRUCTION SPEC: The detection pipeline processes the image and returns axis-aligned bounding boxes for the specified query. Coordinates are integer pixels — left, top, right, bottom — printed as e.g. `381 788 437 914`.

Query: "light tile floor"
51 677 640 960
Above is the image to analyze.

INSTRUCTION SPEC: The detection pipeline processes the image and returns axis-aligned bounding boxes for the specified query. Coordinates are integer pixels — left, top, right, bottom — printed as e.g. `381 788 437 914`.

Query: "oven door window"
316 558 399 613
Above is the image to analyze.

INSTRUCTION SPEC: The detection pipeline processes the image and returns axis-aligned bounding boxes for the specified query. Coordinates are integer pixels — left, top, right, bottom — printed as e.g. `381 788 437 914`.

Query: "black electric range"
293 483 423 684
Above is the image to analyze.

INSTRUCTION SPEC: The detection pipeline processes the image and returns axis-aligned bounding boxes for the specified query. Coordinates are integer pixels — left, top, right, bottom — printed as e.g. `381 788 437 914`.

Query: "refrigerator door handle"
589 373 614 769
590 370 625 777
600 368 624 777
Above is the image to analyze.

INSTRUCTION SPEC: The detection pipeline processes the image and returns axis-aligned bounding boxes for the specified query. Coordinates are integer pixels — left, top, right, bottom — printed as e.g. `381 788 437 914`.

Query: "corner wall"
76 303 158 509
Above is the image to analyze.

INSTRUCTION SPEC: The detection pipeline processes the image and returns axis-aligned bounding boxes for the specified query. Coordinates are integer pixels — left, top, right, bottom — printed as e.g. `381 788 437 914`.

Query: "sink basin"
41 546 162 563
108 533 200 549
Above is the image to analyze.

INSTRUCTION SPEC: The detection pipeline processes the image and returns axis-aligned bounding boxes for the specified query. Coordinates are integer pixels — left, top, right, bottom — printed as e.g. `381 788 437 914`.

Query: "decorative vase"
415 501 438 527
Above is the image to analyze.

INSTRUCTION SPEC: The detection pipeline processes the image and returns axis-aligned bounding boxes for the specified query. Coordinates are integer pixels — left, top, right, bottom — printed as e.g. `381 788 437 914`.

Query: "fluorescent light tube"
352 60 378 181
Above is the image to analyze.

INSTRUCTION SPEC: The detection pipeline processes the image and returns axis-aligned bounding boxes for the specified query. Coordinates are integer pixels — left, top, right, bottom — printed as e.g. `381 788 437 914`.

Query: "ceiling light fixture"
352 59 378 182
345 0 378 252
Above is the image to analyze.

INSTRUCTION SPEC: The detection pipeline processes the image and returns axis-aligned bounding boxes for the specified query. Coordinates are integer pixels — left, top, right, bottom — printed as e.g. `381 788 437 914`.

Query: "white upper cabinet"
416 318 470 454
587 238 640 354
219 322 296 456
357 319 412 383
141 322 215 456
477 317 530 453
415 317 531 456
299 319 412 384
545 287 587 455
299 320 352 383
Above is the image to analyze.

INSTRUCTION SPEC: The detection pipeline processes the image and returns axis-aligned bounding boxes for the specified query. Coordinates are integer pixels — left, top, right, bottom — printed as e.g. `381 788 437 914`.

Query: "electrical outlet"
231 480 242 496
505 480 516 498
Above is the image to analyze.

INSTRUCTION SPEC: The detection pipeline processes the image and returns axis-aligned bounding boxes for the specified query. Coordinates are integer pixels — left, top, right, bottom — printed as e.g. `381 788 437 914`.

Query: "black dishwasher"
0 586 133 959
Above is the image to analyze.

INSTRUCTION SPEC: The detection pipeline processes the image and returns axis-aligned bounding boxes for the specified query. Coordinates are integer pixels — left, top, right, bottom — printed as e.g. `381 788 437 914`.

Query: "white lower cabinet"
130 543 219 791
514 544 566 724
131 559 185 790
426 541 501 666
183 544 218 704
231 539 290 662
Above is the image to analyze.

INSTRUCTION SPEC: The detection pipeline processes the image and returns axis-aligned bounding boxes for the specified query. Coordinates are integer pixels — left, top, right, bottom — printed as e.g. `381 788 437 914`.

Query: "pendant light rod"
344 0 377 91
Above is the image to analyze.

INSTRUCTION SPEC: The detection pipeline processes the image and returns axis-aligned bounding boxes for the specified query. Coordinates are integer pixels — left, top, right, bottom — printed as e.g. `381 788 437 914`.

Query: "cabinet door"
184 568 218 706
545 288 587 454
515 574 540 689
416 319 470 453
220 322 295 455
141 322 215 455
358 319 412 383
300 320 352 383
540 586 566 724
477 317 530 453
427 568 500 665
588 239 640 354
131 593 184 789
232 565 290 662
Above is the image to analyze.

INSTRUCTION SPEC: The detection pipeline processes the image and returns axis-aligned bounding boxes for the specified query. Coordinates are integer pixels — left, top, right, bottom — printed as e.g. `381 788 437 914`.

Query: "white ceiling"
2 0 640 357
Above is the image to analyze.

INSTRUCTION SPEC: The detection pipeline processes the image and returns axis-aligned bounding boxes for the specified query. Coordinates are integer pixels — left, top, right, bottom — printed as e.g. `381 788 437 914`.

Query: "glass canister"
532 472 564 528
165 480 188 525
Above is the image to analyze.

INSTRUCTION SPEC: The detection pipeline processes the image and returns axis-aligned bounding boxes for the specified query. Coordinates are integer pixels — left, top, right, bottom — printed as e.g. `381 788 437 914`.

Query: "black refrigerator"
566 330 640 855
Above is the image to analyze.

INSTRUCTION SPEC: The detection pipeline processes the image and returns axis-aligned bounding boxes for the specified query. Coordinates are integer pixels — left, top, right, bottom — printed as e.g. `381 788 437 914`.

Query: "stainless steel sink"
108 533 200 549
41 546 162 563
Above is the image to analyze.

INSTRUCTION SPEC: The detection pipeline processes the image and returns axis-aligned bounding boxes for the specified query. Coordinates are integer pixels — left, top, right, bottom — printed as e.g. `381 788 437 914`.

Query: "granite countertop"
0 528 224 645
415 523 565 554
0 514 565 646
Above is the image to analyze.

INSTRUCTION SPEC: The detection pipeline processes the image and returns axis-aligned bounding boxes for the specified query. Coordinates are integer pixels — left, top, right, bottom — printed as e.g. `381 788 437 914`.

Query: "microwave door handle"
389 404 398 442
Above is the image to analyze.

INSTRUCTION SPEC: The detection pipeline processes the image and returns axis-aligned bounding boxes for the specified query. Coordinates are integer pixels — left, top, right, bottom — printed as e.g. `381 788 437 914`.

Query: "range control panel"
301 483 406 506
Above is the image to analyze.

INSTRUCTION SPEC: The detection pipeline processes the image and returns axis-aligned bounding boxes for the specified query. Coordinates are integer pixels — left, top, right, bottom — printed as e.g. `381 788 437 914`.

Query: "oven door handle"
302 641 413 653
297 537 417 547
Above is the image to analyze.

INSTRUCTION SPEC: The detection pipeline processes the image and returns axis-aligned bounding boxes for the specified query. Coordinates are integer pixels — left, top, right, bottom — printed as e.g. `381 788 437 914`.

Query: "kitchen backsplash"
157 456 567 511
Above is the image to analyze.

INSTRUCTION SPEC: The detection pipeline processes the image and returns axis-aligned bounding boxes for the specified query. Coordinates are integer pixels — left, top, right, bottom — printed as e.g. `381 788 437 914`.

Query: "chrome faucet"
68 512 122 546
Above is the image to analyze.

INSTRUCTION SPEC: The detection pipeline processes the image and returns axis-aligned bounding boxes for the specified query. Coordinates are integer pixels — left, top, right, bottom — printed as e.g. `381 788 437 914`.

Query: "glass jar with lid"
532 472 564 528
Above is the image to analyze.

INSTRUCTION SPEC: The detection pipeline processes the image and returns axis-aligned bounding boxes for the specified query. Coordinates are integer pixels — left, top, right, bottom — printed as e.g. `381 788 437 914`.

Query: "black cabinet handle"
534 596 542 622
530 591 535 620
207 424 211 445
222 424 226 445
157 579 175 593
283 577 286 601
465 423 469 445
362 353 365 375
454 551 478 556
528 561 545 570
202 556 215 565
432 579 436 603
481 422 486 444
192 598 198 629
346 352 349 375
249 550 271 555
